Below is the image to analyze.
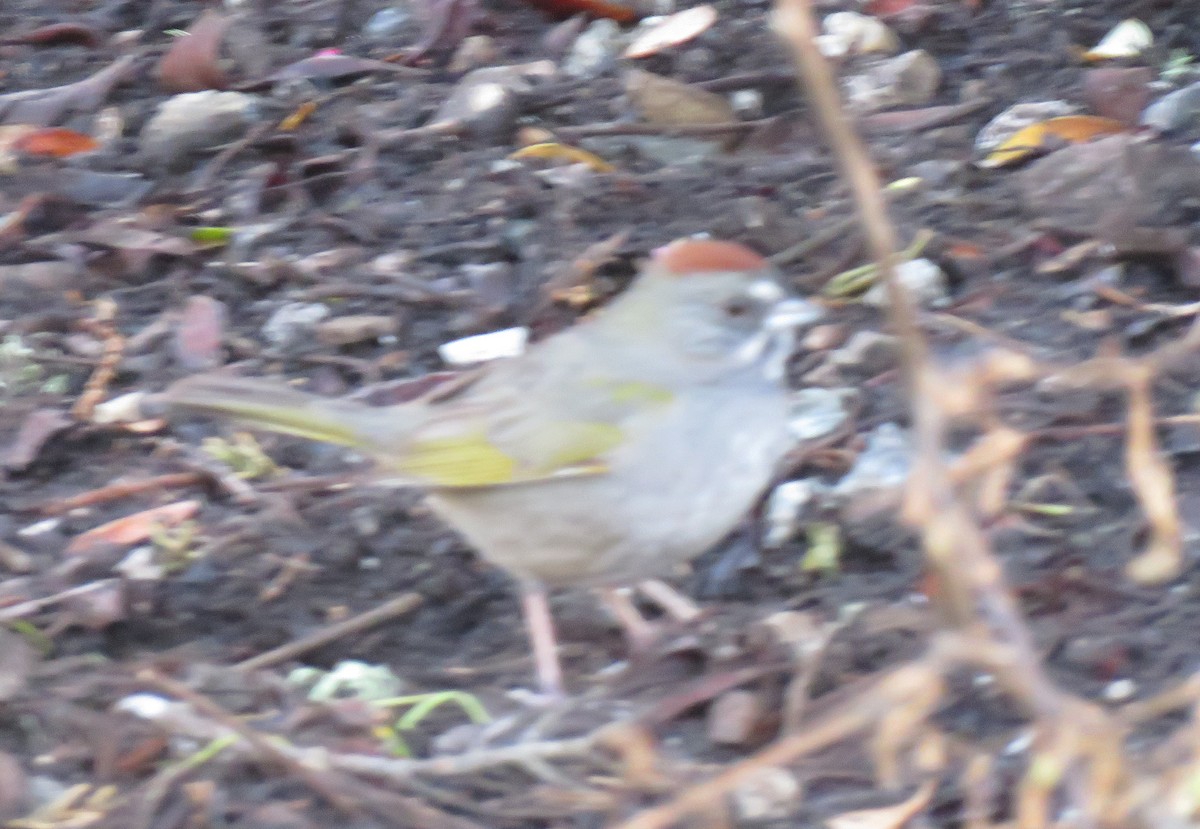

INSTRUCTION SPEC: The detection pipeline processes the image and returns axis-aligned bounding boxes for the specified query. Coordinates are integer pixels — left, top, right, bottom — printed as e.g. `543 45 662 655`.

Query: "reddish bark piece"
158 10 231 92
865 0 915 15
2 21 103 47
520 0 638 23
1083 67 1152 125
407 0 477 63
173 295 227 370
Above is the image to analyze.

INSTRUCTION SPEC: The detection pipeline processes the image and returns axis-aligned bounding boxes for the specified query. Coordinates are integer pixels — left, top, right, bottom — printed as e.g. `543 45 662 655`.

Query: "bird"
164 237 809 696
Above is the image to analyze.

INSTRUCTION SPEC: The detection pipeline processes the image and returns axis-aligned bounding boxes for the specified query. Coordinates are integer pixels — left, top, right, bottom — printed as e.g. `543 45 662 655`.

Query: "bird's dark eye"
724 299 752 318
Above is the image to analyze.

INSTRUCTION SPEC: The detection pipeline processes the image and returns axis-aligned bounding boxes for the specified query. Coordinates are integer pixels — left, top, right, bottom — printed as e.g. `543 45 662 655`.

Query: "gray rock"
140 91 259 170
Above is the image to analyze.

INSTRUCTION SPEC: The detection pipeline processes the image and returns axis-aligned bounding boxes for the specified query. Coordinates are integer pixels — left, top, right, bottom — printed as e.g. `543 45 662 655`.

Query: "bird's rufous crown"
653 238 769 277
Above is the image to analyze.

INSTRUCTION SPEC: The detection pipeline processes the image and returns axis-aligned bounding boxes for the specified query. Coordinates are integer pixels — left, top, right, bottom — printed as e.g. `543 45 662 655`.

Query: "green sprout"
201 432 277 480
374 691 491 757
823 229 935 298
288 661 491 757
0 335 44 397
801 521 842 574
151 520 200 573
1163 49 1197 83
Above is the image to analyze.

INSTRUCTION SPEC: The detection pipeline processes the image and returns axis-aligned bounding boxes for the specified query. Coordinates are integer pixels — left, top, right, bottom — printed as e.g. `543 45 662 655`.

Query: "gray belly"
426 389 792 589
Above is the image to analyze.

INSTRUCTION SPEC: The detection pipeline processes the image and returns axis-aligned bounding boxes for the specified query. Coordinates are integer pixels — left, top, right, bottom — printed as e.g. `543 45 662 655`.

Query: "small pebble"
818 11 899 58
862 258 948 308
844 50 940 113
764 479 821 547
140 91 259 170
439 327 528 365
833 422 911 496
1142 80 1200 133
262 302 330 349
1103 678 1136 702
707 690 768 746
431 62 556 141
364 6 411 38
449 36 497 73
316 315 400 346
563 19 620 78
788 387 852 440
731 767 802 822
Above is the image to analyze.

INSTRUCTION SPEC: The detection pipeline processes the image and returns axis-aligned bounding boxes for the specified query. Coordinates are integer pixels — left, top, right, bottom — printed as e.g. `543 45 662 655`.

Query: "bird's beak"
734 294 821 379
757 296 820 381
765 297 821 332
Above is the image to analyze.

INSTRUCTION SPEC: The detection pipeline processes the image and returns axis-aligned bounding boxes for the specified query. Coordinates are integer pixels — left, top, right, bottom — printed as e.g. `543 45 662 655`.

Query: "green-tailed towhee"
165 238 810 695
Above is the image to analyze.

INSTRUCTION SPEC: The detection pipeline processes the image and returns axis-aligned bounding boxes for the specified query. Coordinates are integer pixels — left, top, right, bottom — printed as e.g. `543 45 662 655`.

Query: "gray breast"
427 383 792 589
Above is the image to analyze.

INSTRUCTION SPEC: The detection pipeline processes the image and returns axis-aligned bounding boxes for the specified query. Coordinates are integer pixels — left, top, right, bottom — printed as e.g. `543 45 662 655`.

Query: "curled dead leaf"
980 115 1128 168
625 68 735 127
158 10 231 92
624 6 717 59
510 142 614 172
0 55 134 126
3 409 74 472
1082 18 1152 62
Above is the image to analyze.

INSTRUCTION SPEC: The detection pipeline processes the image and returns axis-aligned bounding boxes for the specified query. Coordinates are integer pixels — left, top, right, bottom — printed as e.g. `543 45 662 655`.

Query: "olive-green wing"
385 359 676 489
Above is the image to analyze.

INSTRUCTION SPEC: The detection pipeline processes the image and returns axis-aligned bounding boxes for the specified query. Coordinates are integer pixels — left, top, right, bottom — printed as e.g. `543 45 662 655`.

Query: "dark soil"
3 0 1200 826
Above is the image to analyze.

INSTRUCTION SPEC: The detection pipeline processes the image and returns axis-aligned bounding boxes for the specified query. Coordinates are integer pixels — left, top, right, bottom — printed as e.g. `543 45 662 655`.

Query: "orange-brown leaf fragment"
14 127 99 158
519 0 638 23
65 500 200 556
980 115 1128 168
510 142 614 172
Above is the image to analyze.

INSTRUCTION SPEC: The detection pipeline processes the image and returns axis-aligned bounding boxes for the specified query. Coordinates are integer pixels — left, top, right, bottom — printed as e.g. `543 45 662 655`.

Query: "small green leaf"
801 522 841 573
190 226 234 245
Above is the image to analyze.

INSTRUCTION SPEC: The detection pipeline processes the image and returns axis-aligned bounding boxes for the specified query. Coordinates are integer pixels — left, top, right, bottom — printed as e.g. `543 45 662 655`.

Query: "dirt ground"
3 0 1200 826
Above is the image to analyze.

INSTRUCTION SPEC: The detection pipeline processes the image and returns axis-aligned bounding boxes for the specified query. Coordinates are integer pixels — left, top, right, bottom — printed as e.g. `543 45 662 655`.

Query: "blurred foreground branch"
614 1 1200 828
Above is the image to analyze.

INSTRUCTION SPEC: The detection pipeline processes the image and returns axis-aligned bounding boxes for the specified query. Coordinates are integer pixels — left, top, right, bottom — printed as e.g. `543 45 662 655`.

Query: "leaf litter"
1 1 1200 828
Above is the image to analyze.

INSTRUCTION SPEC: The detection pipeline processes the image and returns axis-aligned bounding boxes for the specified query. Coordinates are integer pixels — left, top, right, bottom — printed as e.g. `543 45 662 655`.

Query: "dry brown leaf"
624 6 717 58
158 10 231 92
625 68 735 127
64 500 201 556
980 115 1128 168
249 53 424 88
73 221 199 257
1082 18 1152 62
2 409 74 471
0 55 134 126
510 142 614 171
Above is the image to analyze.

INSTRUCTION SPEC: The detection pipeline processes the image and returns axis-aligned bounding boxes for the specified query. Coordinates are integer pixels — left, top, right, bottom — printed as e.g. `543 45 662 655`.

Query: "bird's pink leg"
637 578 701 622
599 587 660 654
520 586 565 698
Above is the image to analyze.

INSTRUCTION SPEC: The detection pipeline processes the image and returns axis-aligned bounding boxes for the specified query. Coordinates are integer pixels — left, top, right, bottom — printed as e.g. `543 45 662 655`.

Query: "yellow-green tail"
164 374 393 449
